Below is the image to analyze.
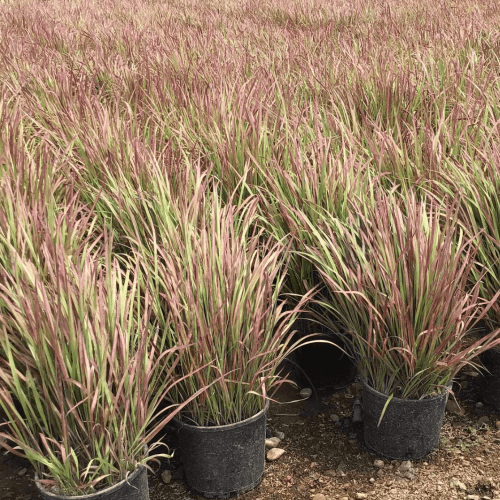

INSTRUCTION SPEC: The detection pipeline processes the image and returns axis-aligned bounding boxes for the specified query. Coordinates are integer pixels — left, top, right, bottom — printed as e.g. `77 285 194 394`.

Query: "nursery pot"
172 400 269 498
361 379 450 460
286 316 356 392
35 465 149 500
479 347 500 410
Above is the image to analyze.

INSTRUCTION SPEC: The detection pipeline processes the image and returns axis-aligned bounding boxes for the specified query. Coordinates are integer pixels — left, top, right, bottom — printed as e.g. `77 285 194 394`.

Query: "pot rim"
35 463 146 499
171 398 270 432
361 376 453 403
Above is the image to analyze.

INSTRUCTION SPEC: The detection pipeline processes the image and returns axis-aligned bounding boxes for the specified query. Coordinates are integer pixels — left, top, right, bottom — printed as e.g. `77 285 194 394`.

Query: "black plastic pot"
361 379 450 460
172 400 269 498
480 347 500 410
286 317 357 393
35 465 149 500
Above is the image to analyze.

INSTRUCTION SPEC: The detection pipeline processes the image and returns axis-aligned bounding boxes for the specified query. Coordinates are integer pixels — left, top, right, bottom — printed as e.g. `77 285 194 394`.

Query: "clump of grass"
301 189 500 399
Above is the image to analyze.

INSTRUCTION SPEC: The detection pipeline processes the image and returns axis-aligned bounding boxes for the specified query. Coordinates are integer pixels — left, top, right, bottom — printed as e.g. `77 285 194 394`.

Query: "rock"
399 461 412 472
356 494 368 499
402 471 415 480
476 402 484 409
369 477 375 483
446 400 465 416
161 470 172 484
300 388 312 398
466 496 480 500
323 469 336 477
265 437 281 449
267 448 285 461
275 431 285 440
477 416 490 427
330 414 340 422
18 468 27 476
312 494 326 500
374 459 385 468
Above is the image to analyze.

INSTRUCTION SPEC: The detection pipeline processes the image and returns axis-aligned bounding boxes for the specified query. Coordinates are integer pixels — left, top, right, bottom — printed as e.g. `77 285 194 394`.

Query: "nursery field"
2 0 500 499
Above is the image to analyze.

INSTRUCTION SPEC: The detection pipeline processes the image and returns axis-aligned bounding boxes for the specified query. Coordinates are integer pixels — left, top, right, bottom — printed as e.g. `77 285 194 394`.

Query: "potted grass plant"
301 189 500 460
441 160 500 410
134 186 315 498
0 201 215 499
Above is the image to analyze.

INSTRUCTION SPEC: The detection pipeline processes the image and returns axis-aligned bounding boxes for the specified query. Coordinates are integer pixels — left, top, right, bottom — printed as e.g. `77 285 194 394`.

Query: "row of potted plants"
2 159 500 498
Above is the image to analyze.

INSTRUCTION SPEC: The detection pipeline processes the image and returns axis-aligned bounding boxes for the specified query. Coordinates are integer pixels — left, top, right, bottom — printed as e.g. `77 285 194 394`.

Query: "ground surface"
2 369 500 500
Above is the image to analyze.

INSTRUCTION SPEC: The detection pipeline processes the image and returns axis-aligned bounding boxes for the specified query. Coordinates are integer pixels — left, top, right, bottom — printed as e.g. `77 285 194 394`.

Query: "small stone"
341 497 349 500
312 494 326 500
330 414 340 422
399 461 412 472
456 481 467 491
476 402 484 409
300 388 312 398
356 494 368 499
467 496 480 500
478 416 490 427
323 469 336 477
267 448 285 461
18 468 27 476
275 431 285 440
374 459 385 468
402 471 415 480
265 437 281 449
369 477 375 483
161 470 172 484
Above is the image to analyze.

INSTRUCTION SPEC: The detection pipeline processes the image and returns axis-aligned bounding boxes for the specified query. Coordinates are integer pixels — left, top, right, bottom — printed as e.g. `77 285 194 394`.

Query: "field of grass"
2 0 500 494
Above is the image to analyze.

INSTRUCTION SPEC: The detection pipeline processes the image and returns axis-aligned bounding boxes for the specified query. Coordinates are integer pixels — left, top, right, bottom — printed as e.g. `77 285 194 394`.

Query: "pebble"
477 416 490 427
374 459 385 468
267 448 285 461
466 495 480 500
311 494 326 500
300 388 312 398
369 477 375 483
18 468 27 476
476 402 484 409
356 494 368 499
330 414 340 422
399 461 412 472
275 431 285 440
265 437 281 449
337 461 348 471
161 470 172 484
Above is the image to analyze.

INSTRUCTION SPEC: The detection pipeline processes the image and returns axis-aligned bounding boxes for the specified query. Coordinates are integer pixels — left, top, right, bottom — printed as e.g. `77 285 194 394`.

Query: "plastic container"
361 379 450 460
35 465 149 500
480 347 500 410
173 400 269 498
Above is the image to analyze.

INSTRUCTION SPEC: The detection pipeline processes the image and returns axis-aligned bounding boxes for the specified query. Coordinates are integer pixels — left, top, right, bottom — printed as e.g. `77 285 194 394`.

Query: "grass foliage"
1 0 500 493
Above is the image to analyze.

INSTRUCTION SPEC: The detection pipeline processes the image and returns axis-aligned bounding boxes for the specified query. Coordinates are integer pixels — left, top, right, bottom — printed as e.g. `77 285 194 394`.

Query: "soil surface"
1 369 500 500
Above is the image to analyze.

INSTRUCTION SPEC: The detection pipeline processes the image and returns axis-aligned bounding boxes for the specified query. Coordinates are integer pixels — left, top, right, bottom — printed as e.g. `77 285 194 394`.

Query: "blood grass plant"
0 213 215 495
135 186 314 427
301 190 500 399
440 153 500 332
